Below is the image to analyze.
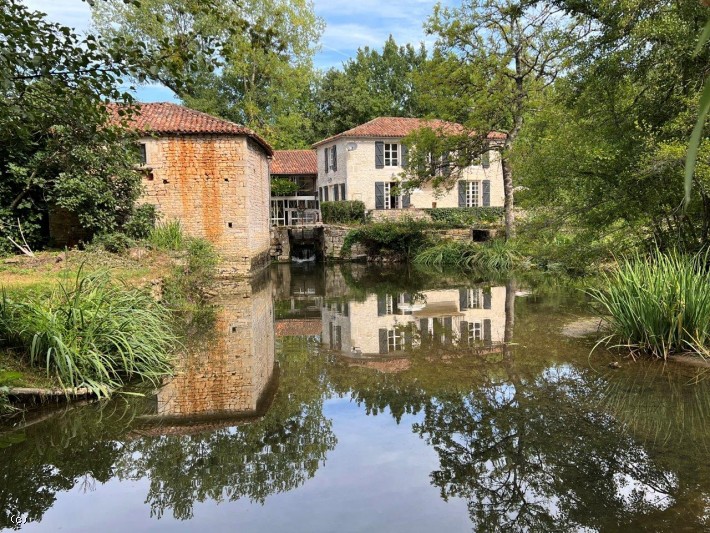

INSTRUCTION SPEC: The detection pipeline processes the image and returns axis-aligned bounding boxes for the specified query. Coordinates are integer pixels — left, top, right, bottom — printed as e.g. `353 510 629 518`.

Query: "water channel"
2 264 710 532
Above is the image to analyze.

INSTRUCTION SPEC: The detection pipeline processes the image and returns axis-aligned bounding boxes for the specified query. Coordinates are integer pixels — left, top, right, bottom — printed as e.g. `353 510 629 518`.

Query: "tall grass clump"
588 250 710 358
162 237 219 309
414 239 526 273
0 269 176 397
149 220 185 251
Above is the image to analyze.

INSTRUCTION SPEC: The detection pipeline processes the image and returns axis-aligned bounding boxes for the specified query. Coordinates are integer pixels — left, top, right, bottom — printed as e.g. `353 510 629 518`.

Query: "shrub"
124 204 158 240
163 237 219 309
91 232 135 254
149 220 184 251
588 250 710 358
414 239 526 272
342 219 433 260
321 201 367 224
0 269 176 397
425 207 504 227
271 178 300 196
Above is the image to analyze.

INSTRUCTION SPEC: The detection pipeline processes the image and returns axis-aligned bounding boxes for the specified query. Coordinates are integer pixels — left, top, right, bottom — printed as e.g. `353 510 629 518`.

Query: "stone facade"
157 277 275 417
140 134 271 275
315 136 505 214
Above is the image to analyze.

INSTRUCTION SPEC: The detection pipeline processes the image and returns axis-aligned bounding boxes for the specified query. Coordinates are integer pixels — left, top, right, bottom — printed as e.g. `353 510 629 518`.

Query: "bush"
124 204 157 240
149 220 184 251
321 201 366 224
91 232 135 254
163 237 219 309
425 207 504 227
414 239 526 272
588 250 710 358
342 219 433 260
0 270 176 397
271 178 300 196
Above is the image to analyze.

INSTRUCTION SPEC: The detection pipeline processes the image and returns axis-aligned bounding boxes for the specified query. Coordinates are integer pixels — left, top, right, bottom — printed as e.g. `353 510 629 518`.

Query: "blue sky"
23 0 450 103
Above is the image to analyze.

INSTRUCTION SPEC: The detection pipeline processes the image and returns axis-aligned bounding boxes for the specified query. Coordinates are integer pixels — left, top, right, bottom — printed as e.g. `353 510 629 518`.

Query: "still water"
2 264 710 532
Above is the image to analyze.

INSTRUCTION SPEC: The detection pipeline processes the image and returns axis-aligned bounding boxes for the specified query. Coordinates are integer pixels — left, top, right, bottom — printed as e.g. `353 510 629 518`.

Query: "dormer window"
139 143 147 166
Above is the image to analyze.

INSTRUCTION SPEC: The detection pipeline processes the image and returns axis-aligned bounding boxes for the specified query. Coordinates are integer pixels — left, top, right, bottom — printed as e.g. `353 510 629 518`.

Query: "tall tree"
92 0 324 148
0 0 147 251
313 36 428 139
514 0 710 256
403 0 588 239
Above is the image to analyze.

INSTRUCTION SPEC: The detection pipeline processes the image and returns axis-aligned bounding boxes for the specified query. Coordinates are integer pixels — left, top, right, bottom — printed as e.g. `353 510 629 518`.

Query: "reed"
414 240 525 272
588 250 710 358
0 269 176 397
149 220 184 251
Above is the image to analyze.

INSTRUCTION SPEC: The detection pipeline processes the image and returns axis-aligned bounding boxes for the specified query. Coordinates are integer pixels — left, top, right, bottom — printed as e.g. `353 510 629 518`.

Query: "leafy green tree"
92 0 324 148
313 36 428 139
0 0 147 250
515 0 710 255
403 0 588 240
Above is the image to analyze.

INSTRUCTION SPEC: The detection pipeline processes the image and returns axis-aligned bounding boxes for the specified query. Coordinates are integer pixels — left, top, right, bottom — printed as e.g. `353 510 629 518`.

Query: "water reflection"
2 265 710 531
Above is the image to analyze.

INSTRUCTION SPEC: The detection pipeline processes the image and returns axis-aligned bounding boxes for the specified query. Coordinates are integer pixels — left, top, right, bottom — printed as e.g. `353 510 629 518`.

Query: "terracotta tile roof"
312 117 506 147
275 319 322 337
111 102 273 155
271 150 317 175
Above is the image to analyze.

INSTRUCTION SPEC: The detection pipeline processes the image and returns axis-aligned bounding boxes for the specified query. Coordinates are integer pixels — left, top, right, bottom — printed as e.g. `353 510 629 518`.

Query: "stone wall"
140 134 271 275
322 224 366 260
157 277 275 417
370 208 430 222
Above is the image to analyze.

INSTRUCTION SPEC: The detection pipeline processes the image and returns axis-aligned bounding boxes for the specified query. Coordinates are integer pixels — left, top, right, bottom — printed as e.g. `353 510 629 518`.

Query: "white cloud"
23 0 92 33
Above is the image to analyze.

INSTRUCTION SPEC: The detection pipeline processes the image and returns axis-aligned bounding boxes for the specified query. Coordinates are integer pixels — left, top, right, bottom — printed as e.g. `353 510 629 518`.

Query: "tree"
403 0 588 240
92 0 324 148
0 0 147 250
514 0 710 256
313 36 428 139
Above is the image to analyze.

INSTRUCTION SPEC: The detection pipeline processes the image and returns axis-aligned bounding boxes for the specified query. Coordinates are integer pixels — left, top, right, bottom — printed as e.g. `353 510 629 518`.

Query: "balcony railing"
271 195 320 226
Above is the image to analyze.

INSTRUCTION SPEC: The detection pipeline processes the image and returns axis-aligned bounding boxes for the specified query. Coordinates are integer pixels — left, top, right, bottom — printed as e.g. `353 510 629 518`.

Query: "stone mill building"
132 103 274 275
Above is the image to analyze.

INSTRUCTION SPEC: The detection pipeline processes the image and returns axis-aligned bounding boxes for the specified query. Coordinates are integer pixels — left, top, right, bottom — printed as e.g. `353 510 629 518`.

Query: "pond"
2 264 710 532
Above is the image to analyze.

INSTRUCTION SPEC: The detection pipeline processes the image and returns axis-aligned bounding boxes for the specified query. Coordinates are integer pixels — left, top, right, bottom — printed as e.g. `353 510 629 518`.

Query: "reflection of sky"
16 396 471 533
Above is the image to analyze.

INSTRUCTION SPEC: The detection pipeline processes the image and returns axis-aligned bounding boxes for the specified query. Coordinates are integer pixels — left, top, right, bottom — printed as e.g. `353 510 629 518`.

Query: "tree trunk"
501 155 516 240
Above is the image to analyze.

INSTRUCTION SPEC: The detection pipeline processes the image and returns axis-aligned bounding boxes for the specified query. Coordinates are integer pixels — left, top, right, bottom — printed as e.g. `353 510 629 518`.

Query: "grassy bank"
588 251 710 359
0 221 219 404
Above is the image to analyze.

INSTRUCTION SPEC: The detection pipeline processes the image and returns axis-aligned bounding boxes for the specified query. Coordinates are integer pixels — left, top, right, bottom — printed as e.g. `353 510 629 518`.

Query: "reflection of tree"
413 366 690 532
117 335 336 520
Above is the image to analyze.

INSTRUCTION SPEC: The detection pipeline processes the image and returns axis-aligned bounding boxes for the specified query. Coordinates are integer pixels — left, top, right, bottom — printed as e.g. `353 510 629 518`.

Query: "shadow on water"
1 263 710 531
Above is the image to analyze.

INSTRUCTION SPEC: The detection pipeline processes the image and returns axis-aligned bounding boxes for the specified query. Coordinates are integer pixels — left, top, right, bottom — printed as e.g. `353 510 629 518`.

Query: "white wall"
315 138 505 210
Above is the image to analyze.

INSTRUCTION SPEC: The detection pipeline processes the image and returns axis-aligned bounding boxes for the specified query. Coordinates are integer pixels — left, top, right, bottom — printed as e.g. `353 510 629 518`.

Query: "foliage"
341 220 435 260
320 201 366 224
313 36 428 139
425 207 503 227
162 237 219 309
414 239 526 273
402 0 588 240
123 204 158 240
270 178 300 197
0 270 176 397
91 232 136 254
588 251 710 358
0 1 155 251
149 220 185 251
92 0 324 148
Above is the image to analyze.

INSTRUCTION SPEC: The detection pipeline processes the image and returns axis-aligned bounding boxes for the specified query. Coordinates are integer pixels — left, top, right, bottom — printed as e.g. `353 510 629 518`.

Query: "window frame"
384 143 399 167
465 181 480 207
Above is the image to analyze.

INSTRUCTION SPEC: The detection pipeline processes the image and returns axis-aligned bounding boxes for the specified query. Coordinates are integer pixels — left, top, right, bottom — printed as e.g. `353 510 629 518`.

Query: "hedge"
321 201 366 224
424 207 504 227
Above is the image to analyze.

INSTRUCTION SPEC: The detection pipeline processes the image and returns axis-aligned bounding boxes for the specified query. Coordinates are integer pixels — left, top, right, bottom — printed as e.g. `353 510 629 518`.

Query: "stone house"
131 103 274 274
270 149 319 226
312 117 505 219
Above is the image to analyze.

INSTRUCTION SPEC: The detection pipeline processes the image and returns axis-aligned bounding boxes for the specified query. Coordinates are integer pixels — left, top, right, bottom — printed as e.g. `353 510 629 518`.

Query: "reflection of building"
157 278 276 417
321 287 506 356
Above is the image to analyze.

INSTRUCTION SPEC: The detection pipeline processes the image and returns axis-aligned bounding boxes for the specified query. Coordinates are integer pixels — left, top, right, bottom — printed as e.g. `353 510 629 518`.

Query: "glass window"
384 143 399 167
139 143 147 165
466 181 480 207
388 329 404 352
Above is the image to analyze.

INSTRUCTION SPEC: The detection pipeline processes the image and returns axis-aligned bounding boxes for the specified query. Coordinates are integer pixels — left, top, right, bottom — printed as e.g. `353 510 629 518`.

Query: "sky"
23 0 450 103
